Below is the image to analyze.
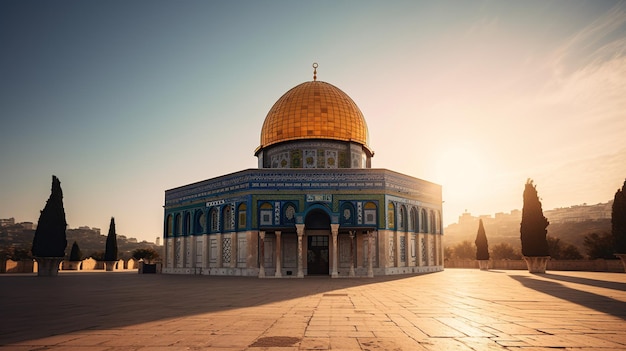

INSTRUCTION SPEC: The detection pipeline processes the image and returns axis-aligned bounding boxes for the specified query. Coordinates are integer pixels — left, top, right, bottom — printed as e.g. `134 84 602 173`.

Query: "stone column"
259 231 265 278
275 231 282 277
331 224 339 278
216 233 223 268
296 224 304 278
438 234 444 266
413 233 418 267
166 237 173 268
405 232 411 267
202 234 209 269
231 233 237 268
424 234 430 266
349 231 355 277
367 231 374 277
416 233 422 267
187 235 194 269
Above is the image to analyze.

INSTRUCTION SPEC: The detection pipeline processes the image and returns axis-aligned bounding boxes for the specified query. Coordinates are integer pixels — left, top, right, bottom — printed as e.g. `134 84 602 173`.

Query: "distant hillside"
0 224 161 260
444 202 612 256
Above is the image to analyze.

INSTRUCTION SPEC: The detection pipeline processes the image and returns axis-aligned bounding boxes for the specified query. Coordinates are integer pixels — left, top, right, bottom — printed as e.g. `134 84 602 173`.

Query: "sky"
1 1 625 244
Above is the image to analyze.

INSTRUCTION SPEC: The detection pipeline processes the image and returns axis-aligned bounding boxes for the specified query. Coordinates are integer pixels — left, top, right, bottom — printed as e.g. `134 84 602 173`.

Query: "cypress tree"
475 218 490 260
31 175 68 257
104 217 118 261
69 241 82 261
612 179 626 253
520 179 550 257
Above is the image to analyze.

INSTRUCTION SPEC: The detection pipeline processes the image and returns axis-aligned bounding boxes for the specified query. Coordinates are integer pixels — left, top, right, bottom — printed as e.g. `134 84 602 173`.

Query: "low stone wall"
445 259 625 272
1 258 141 273
0 259 36 273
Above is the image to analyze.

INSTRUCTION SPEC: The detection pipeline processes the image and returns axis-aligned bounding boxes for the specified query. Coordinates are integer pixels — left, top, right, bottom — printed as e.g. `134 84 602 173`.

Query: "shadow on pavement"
509 274 626 321
542 272 626 292
0 271 433 345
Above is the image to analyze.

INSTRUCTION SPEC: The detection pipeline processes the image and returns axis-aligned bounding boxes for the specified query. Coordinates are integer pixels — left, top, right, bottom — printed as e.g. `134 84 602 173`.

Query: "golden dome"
258 80 370 151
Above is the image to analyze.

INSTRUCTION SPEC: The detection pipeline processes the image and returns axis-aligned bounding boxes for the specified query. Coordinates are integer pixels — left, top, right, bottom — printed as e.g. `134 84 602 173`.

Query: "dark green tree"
132 248 160 262
69 241 82 261
443 246 454 259
104 217 118 261
583 232 615 259
560 244 583 260
612 179 626 253
491 243 521 260
0 246 32 261
548 236 583 260
31 175 67 257
547 236 562 259
452 241 475 259
520 179 549 257
475 219 490 260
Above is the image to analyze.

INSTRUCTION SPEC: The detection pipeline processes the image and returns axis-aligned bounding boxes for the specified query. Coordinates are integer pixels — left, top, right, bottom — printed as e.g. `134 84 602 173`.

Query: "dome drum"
257 139 372 169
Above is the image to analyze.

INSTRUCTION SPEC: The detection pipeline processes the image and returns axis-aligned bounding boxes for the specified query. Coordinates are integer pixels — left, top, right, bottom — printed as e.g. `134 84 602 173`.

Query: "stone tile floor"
1 269 625 350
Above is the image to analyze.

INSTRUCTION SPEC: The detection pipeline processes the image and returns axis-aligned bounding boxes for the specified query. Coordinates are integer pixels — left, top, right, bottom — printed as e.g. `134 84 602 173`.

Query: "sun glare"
435 146 491 200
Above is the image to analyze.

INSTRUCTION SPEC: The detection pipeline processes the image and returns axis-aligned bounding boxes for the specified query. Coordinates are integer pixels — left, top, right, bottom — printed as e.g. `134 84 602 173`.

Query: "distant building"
20 222 34 230
163 67 443 277
444 202 612 248
0 218 15 227
544 202 612 223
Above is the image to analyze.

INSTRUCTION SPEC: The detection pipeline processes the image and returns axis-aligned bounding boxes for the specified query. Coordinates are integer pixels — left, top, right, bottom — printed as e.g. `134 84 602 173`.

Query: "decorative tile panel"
222 237 231 264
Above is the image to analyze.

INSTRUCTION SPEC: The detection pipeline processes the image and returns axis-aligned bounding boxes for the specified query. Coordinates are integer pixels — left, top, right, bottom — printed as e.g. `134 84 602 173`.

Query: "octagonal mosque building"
163 66 443 277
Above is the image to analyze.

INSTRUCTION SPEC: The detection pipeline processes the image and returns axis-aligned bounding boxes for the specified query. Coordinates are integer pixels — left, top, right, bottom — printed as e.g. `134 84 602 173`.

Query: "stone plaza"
1 268 625 350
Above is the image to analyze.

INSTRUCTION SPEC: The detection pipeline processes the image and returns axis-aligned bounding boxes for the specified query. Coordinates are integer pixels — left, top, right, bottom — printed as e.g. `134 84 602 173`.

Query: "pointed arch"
388 202 395 230
410 207 418 232
210 207 219 233
238 203 247 229
165 214 173 237
340 202 355 225
420 208 427 233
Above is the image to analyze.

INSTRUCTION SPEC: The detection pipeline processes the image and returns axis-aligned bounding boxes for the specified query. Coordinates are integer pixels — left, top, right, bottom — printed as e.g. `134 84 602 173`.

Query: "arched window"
194 210 205 234
340 202 355 225
175 213 182 235
388 202 395 230
238 203 247 229
184 212 191 235
165 214 173 237
283 203 296 225
223 205 233 231
420 208 427 233
410 207 418 232
210 207 219 232
399 205 407 231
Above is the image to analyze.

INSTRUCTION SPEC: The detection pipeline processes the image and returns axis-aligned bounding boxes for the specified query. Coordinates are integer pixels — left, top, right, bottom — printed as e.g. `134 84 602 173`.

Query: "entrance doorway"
307 235 329 275
305 209 331 275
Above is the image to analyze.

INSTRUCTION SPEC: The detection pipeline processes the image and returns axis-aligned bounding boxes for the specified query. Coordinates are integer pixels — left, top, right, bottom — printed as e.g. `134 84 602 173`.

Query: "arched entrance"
305 209 330 275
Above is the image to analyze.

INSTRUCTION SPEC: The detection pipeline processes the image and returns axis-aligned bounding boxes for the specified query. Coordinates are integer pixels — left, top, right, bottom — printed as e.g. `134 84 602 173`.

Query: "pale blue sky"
1 1 625 243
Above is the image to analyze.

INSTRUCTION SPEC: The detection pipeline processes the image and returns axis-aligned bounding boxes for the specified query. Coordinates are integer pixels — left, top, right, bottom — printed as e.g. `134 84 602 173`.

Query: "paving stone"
1 269 626 350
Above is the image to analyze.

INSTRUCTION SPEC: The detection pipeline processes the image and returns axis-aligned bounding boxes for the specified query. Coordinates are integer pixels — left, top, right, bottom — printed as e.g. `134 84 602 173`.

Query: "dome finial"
312 62 318 81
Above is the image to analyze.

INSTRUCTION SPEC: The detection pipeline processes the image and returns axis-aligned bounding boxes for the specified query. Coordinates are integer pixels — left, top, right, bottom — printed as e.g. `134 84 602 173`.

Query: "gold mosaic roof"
258 81 370 150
